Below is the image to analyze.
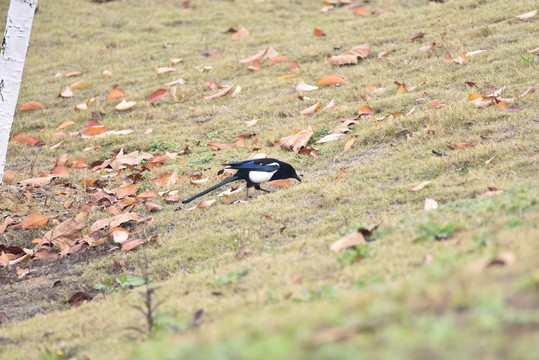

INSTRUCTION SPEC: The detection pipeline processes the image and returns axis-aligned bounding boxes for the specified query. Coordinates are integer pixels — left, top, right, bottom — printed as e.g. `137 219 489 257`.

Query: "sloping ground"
1 0 538 359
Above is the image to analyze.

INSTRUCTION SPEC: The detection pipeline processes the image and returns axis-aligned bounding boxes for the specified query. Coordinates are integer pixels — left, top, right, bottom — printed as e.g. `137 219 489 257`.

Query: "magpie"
182 158 301 204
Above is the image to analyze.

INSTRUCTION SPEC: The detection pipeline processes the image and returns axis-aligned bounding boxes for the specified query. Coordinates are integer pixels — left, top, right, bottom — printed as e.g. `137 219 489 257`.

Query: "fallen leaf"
204 85 234 100
51 166 70 177
58 86 74 98
115 99 137 111
56 120 75 130
248 58 262 71
407 31 425 43
329 44 370 65
377 49 392 58
330 232 365 252
68 292 92 307
186 199 217 211
410 180 432 192
110 227 129 243
20 101 44 111
289 61 299 70
33 248 61 262
279 126 314 153
106 88 126 100
313 28 326 37
358 105 373 115
157 67 176 75
2 170 17 183
238 46 279 63
65 71 83 77
300 102 321 116
70 81 91 89
419 42 436 52
296 80 318 92
102 70 113 77
118 184 138 198
42 213 88 252
354 6 369 16
165 78 186 86
268 56 289 65
454 52 466 65
80 119 107 137
90 213 139 233
514 10 537 20
0 217 13 234
148 89 168 102
12 132 44 146
121 238 145 252
344 138 355 151
279 73 299 79
315 75 346 86
317 133 346 143
19 176 52 187
71 160 89 169
424 198 438 211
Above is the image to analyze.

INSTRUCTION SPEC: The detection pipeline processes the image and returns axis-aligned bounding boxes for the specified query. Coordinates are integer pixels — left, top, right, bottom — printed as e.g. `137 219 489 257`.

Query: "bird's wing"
225 160 280 172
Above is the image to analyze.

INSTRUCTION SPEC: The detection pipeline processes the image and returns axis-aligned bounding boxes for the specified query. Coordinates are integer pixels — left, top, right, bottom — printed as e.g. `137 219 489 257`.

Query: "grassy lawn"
1 0 538 359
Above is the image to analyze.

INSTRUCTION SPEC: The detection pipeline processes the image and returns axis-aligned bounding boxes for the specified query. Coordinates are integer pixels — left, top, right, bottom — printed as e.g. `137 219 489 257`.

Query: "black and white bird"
182 158 301 204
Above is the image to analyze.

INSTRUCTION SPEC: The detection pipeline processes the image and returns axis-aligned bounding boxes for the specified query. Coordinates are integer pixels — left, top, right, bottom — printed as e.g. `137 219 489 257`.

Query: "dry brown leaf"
0 217 13 234
157 67 176 75
313 28 326 37
41 213 88 252
115 99 136 111
279 126 314 153
121 238 145 252
204 85 234 100
248 58 262 71
238 46 279 63
56 120 75 130
514 10 537 20
419 42 436 52
344 138 355 151
20 101 44 111
118 184 138 198
454 52 466 65
424 198 438 211
315 75 346 86
170 58 183 65
300 102 321 116
296 80 318 92
317 133 346 143
148 89 168 102
407 32 425 43
12 132 45 146
59 86 74 98
410 180 432 192
70 82 91 89
268 56 289 65
329 44 370 65
110 227 129 243
358 105 373 115
354 7 369 16
330 232 365 252
19 176 52 187
90 213 139 233
2 170 17 184
377 49 392 58
106 88 126 100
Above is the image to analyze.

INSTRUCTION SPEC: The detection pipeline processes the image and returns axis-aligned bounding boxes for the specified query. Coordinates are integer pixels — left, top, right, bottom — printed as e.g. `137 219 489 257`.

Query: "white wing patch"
249 170 277 184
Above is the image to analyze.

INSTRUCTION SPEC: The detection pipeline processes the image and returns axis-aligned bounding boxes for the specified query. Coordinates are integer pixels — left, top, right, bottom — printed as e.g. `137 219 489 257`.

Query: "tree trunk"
0 0 38 183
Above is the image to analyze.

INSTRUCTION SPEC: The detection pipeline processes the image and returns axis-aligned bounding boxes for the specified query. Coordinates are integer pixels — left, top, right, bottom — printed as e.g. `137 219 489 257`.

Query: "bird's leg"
245 187 249 201
255 184 271 193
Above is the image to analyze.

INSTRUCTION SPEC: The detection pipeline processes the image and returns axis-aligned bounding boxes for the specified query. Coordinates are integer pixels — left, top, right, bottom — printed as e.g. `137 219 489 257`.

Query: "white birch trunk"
0 0 37 183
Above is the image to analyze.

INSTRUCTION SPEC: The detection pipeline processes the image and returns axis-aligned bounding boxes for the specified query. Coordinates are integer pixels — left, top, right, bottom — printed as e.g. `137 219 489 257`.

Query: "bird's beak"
295 175 302 182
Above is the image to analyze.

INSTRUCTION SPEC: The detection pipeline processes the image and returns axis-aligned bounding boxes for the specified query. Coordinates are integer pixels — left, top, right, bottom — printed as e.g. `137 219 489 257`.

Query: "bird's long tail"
182 175 239 204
